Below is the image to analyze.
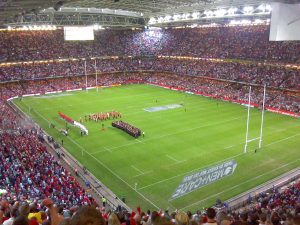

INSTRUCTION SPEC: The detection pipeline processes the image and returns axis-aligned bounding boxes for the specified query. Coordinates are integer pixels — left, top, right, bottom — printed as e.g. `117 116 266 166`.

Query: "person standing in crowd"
203 208 217 225
102 196 107 207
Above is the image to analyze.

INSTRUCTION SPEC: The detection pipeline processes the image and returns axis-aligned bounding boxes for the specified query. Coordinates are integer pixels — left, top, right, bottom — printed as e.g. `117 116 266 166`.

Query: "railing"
55 144 131 211
226 167 300 211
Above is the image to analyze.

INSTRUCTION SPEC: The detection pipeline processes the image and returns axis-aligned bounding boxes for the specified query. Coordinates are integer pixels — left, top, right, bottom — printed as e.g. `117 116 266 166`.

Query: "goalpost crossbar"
246 137 260 143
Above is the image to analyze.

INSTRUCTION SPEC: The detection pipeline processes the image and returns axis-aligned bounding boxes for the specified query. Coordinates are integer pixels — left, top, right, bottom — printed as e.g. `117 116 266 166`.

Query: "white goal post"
244 85 266 153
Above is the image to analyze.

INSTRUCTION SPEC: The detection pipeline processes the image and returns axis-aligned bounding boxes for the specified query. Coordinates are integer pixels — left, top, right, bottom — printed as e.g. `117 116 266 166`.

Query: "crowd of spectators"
0 65 99 222
0 74 299 225
0 23 299 225
0 98 96 206
0 72 299 114
0 61 85 81
0 25 299 63
145 74 300 114
148 59 300 90
0 129 94 207
0 180 299 225
1 58 299 91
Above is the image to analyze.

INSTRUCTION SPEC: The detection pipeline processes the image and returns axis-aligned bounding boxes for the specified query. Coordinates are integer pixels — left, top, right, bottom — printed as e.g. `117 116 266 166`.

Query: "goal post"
244 86 252 153
95 59 98 92
259 85 267 149
84 60 88 92
244 85 267 153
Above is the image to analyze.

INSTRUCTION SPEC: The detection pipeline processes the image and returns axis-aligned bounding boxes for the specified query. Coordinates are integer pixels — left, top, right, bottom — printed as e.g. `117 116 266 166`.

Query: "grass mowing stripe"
91 115 244 155
65 135 160 210
166 155 182 163
13 84 300 210
138 132 300 191
264 133 300 147
131 165 145 174
20 100 160 209
178 158 300 210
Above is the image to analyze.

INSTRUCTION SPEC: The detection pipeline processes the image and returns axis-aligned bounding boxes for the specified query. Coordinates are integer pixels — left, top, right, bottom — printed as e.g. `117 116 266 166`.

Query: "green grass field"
13 84 300 211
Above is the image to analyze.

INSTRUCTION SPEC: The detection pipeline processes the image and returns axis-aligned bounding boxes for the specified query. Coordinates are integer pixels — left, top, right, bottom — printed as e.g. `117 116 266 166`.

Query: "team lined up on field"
79 111 122 123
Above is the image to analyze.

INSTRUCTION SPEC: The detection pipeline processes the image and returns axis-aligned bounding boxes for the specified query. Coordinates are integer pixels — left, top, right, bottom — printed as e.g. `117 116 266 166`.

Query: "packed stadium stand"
0 0 299 224
0 26 300 62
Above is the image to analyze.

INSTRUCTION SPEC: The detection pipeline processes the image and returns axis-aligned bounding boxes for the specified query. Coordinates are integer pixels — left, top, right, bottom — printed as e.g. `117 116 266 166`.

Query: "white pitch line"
91 115 244 155
138 153 243 191
131 165 144 174
133 170 153 178
264 133 300 147
91 149 107 154
20 100 300 208
66 136 160 209
91 141 140 155
167 160 187 167
224 145 234 150
166 155 181 163
28 109 159 209
104 147 112 153
178 158 300 210
138 133 300 191
38 88 169 112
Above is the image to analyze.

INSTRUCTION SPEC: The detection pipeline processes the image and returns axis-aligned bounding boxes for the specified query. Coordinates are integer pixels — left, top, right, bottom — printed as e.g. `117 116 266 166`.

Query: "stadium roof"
1 0 272 27
63 0 268 16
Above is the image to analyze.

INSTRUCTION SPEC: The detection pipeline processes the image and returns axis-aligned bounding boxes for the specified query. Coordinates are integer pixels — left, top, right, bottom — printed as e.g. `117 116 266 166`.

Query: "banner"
171 160 237 199
58 112 74 124
73 121 89 135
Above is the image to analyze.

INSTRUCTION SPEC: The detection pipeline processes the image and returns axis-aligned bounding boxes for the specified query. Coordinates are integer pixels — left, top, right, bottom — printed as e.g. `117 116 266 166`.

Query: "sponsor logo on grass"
144 104 182 112
171 160 237 199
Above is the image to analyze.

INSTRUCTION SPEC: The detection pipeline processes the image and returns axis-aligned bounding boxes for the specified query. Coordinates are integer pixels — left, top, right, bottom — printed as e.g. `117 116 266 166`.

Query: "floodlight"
243 6 253 14
148 17 156 24
214 9 227 17
192 12 199 18
93 24 99 30
241 19 251 24
158 17 164 23
204 10 214 17
164 15 171 21
228 7 237 15
230 20 239 25
173 14 181 21
258 4 266 11
265 4 272 12
182 13 190 19
254 19 263 24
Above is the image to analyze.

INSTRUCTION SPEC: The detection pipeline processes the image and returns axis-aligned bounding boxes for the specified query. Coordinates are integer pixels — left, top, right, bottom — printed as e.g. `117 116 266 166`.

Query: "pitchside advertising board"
171 160 237 199
269 2 300 41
